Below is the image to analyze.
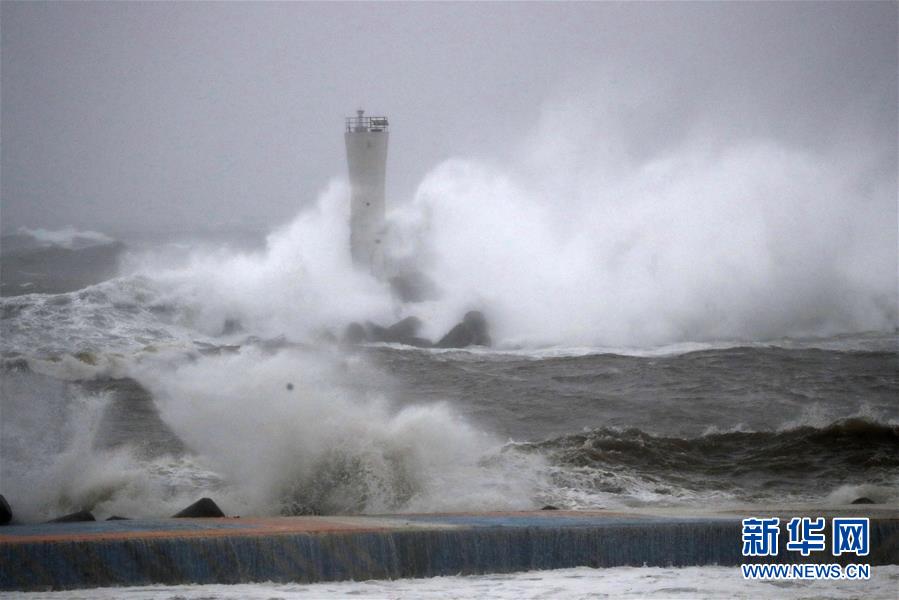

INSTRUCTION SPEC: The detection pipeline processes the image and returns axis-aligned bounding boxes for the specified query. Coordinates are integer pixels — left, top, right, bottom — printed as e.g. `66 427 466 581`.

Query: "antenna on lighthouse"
344 109 389 276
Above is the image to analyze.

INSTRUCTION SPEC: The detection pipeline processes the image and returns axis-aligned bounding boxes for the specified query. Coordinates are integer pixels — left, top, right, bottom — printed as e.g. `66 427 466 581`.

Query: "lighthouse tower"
345 109 389 276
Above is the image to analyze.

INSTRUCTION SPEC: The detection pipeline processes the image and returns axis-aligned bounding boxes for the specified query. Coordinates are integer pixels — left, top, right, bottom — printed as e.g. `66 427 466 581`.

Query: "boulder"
365 321 389 342
380 316 431 347
850 497 875 504
172 497 225 518
343 317 432 347
47 510 95 523
342 322 368 344
0 494 11 525
385 316 420 340
436 311 491 348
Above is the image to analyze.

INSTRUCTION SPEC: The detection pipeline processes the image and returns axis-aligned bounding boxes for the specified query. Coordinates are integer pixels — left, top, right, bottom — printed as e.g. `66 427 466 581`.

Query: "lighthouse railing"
345 116 389 133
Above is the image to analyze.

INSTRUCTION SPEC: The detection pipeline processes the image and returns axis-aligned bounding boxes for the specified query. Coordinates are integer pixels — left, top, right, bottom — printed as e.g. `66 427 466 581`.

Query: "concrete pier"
2 508 897 591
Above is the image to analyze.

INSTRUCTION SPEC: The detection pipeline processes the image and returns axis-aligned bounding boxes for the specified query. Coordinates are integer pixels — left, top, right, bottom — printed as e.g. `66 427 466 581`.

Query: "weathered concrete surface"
1 508 897 591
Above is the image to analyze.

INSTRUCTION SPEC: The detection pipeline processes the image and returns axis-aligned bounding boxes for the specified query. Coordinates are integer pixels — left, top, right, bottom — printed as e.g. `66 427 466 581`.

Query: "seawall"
2 508 897 591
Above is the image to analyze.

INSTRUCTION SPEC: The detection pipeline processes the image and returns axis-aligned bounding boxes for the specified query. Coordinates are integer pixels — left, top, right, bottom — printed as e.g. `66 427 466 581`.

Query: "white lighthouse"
345 109 389 276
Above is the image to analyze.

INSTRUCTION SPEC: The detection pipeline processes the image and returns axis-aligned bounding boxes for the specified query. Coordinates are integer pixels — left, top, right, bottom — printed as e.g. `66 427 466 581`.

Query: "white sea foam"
391 138 895 348
0 276 208 360
131 346 546 516
824 483 899 506
121 180 396 343
0 362 224 520
8 565 899 599
16 225 115 249
5 100 894 355
2 336 547 520
1 89 895 525
777 402 899 433
0 378 201 521
89 89 896 352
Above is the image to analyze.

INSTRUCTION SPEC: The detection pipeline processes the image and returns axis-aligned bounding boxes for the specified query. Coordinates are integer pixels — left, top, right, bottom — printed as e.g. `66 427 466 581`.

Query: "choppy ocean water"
5 566 899 599
1 228 897 597
2 271 896 520
2 226 898 521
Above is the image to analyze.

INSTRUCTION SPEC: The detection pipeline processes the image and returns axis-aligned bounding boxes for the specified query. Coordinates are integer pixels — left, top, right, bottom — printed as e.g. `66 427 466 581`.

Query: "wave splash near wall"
1 93 896 522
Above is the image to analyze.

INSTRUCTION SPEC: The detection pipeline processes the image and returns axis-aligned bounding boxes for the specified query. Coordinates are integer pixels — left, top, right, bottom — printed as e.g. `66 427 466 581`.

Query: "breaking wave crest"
6 346 894 522
513 418 899 509
0 349 545 522
1 97 895 523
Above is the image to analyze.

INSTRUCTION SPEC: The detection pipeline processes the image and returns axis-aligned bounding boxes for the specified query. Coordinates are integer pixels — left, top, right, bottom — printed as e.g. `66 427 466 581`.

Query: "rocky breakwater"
343 311 492 349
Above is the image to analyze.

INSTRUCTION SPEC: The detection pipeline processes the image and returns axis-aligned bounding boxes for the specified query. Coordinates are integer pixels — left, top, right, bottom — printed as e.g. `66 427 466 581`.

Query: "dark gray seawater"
374 342 899 506
1 233 897 522
376 342 898 439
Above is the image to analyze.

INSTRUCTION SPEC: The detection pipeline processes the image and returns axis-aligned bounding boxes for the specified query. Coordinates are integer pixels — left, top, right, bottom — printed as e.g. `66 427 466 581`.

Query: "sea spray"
0 372 198 521
105 92 898 350
121 181 396 342
137 346 545 516
390 132 895 347
1 98 895 521
510 418 899 509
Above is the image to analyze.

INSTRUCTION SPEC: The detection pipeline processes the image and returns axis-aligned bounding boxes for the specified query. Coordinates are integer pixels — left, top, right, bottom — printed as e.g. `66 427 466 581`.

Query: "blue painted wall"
2 517 897 591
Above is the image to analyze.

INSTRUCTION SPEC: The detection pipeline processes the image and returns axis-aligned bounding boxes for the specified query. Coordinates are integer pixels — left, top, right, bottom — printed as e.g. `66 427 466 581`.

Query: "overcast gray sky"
2 1 896 237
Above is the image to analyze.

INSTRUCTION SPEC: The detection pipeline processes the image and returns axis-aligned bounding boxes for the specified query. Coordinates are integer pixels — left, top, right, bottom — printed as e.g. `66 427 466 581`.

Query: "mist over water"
390 96 896 347
120 181 394 342
116 94 896 351
139 348 541 516
2 86 896 524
